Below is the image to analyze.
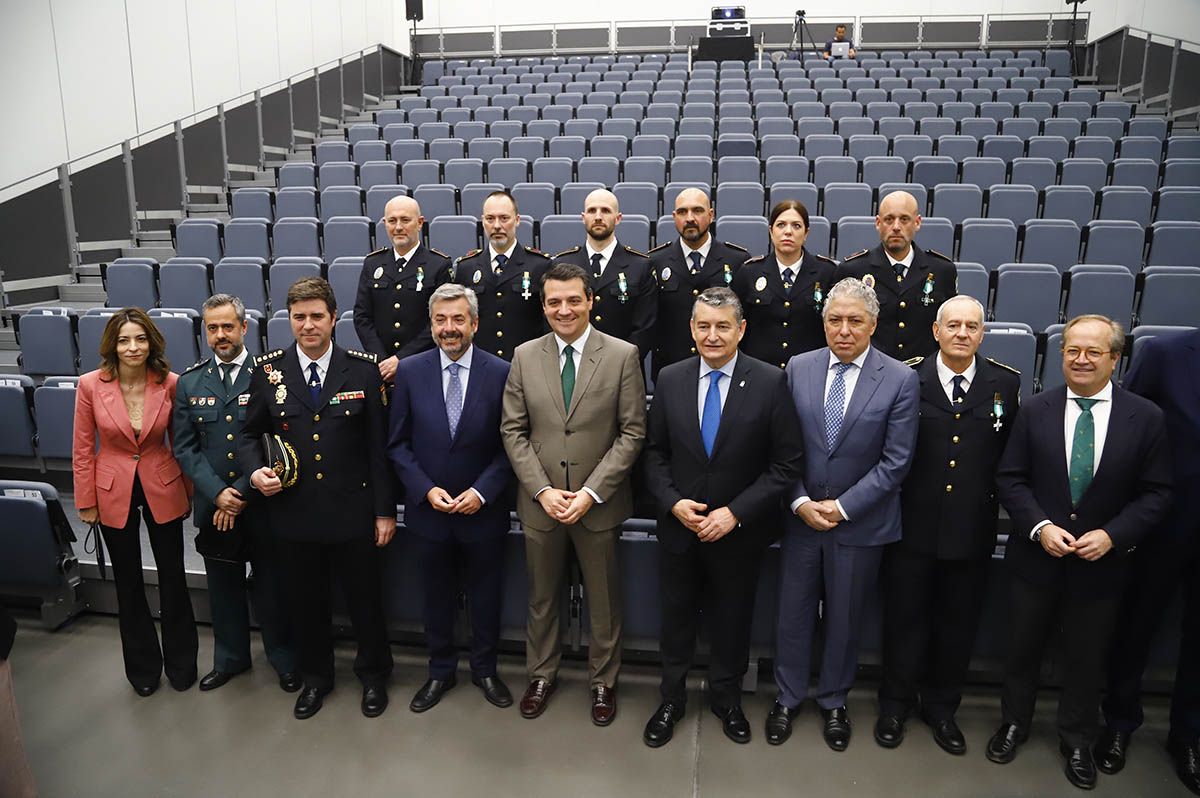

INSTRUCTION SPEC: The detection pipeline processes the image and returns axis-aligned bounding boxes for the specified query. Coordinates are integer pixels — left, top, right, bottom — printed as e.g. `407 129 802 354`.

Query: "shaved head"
383 194 424 255
674 187 711 211
673 188 714 245
876 190 922 259
384 194 420 218
582 189 621 246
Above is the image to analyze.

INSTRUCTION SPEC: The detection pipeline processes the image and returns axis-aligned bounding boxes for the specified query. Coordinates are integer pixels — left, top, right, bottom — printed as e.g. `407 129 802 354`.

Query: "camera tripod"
789 11 819 61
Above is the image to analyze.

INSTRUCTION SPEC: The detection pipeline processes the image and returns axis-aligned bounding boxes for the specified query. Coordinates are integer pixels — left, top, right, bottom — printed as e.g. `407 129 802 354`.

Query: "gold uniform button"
315 453 322 461
949 460 956 468
898 343 905 349
393 322 401 329
782 342 788 348
313 414 320 421
955 413 961 419
690 346 697 353
496 291 503 298
394 303 401 309
226 433 234 441
228 471 236 478
395 284 401 291
279 411 286 416
362 482 367 488
692 289 699 296
227 452 235 460
1069 512 1078 521
496 311 503 318
497 349 504 356
225 415 233 422
496 330 503 337
313 434 320 441
394 342 400 349
595 315 603 321
952 435 960 443
783 301 791 308
782 321 789 327
898 321 906 329
899 301 907 309
945 484 953 492
316 472 324 480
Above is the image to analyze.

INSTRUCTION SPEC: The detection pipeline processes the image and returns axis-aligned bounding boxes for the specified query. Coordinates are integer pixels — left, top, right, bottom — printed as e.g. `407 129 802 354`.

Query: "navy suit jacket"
1122 329 1200 545
784 346 920 546
997 385 1173 593
387 346 514 542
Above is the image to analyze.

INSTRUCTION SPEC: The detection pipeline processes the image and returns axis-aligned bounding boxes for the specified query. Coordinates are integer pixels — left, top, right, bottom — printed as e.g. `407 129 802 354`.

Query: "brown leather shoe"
591 685 617 726
519 679 556 719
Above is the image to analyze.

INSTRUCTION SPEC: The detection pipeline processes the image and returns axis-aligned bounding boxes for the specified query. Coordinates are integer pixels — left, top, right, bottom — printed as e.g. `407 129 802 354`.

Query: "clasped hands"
1038 525 1113 561
672 500 738 542
427 486 483 516
537 487 594 526
211 487 247 532
796 499 843 531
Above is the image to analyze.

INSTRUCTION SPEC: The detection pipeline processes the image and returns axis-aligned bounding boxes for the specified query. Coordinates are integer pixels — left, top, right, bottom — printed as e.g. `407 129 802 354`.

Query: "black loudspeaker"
406 0 423 21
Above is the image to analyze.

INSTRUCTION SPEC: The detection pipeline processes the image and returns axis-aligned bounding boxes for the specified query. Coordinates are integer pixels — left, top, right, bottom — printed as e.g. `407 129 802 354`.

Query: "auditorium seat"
176 218 223 264
979 324 1038 401
718 216 769 257
214 258 269 314
1083 220 1146 271
960 218 1018 270
147 308 201 368
159 258 212 312
1064 264 1135 327
16 308 78 377
1137 267 1200 326
1147 221 1200 267
102 259 158 310
1098 185 1153 227
328 257 364 313
429 216 480 261
1155 186 1200 222
413 184 458 219
320 186 364 222
986 184 1038 225
1022 219 1082 273
834 216 879 258
232 188 274 221
955 262 989 306
323 216 372 263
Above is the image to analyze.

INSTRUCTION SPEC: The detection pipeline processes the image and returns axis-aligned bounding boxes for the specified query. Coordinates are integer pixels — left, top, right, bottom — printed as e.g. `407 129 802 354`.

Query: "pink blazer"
72 370 191 529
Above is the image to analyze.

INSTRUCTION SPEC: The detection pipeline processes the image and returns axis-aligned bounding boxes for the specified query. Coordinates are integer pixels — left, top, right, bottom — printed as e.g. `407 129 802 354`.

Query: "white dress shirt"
697 352 737 422
489 240 517 273
439 344 486 504
936 353 977 405
394 241 419 264
296 343 333 384
680 237 712 270
214 347 249 386
585 239 619 276
1029 381 1115 539
775 256 805 282
791 346 874 519
886 246 916 280
536 325 601 504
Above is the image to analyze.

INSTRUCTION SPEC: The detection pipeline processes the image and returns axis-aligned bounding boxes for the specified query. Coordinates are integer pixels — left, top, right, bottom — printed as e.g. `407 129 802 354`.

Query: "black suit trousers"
1103 536 1200 743
658 542 764 709
99 477 198 689
1001 572 1120 748
281 536 394 690
879 545 989 720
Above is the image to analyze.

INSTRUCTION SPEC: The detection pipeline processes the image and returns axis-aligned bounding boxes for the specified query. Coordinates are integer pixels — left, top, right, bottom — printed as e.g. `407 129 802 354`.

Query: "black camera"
796 9 806 17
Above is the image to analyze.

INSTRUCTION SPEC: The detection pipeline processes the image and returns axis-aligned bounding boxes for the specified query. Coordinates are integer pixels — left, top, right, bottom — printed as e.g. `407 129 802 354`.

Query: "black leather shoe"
199 667 249 692
278 672 302 693
765 702 798 746
409 677 455 713
926 716 967 756
293 685 331 720
822 706 851 751
874 715 905 748
1095 729 1129 775
471 675 512 708
986 723 1028 764
169 672 197 691
1168 737 1200 796
1060 741 1098 790
133 681 159 697
643 702 685 748
361 685 389 718
711 704 751 744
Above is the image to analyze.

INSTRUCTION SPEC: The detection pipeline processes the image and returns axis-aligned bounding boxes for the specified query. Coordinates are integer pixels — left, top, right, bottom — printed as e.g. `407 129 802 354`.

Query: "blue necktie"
951 374 966 404
446 362 464 438
494 253 507 275
701 371 723 457
825 362 852 449
307 362 322 406
782 267 795 291
689 251 702 275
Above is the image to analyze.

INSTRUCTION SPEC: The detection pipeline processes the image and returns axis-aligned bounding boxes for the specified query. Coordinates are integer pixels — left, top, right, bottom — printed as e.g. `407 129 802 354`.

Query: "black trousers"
1103 534 1200 744
99 477 198 689
412 532 506 681
281 536 393 691
878 545 988 720
658 543 764 709
1001 572 1120 748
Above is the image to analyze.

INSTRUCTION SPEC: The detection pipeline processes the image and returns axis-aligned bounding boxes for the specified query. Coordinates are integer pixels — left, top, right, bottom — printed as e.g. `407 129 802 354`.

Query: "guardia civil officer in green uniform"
240 277 396 721
451 190 551 361
835 190 957 360
354 194 452 383
172 294 298 693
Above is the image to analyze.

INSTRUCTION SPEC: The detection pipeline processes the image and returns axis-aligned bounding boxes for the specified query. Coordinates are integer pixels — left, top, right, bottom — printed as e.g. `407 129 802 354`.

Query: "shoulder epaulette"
367 246 388 257
429 248 450 260
928 249 954 262
623 245 648 258
253 349 285 367
904 356 925 368
648 242 671 254
743 254 766 264
182 357 211 375
525 247 551 258
554 246 581 258
815 253 837 264
456 249 481 263
723 241 748 253
842 249 869 261
986 357 1021 376
346 349 380 364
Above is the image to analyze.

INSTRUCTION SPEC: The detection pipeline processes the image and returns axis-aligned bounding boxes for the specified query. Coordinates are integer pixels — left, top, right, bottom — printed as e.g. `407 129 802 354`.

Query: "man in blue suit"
1097 327 1199 794
768 277 920 750
388 283 515 713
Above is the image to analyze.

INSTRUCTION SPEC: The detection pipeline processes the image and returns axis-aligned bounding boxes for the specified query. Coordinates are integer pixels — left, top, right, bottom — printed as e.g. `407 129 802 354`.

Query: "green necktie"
219 362 234 393
561 344 576 411
1068 398 1099 506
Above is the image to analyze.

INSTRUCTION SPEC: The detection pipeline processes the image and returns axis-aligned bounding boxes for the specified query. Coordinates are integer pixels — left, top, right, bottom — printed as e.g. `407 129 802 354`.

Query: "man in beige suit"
501 262 647 726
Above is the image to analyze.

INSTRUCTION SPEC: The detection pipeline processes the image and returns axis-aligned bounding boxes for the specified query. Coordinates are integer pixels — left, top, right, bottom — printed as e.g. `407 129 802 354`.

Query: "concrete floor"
7 612 1193 798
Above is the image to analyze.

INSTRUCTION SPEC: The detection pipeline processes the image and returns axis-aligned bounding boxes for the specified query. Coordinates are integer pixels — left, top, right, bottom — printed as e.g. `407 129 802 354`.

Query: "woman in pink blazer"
73 308 197 695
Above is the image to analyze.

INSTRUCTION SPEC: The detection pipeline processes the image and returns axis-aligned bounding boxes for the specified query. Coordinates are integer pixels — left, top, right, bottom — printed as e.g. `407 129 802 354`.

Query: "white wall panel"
310 0 344 66
341 0 369 56
276 2 316 79
126 0 194 136
234 0 281 94
52 0 137 159
0 0 68 190
185 0 239 113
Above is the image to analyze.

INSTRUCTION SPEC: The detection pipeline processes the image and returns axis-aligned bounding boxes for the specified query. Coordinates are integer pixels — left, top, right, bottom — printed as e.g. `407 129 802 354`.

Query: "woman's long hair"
96 308 171 383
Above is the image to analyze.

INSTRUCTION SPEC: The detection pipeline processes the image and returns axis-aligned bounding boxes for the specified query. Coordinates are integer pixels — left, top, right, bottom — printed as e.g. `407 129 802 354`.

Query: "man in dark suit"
240 277 396 721
647 188 749 379
990 314 1173 790
552 188 656 364
354 195 452 382
836 190 956 360
769 277 920 751
1098 327 1200 795
640 287 804 747
452 190 552 361
388 283 515 713
173 294 297 694
875 295 1020 754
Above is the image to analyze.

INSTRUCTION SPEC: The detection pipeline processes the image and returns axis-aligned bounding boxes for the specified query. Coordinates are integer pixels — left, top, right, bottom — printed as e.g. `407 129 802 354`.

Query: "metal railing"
1086 26 1200 124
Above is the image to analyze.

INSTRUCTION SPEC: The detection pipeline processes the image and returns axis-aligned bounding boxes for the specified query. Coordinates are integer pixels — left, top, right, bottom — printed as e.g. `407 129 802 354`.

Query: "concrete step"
187 202 227 213
227 176 275 189
138 230 173 243
58 284 107 303
122 245 176 261
78 264 103 278
187 210 231 223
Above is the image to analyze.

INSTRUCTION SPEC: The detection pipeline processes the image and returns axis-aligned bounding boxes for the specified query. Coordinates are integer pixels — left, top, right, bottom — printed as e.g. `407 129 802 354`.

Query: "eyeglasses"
1062 347 1112 360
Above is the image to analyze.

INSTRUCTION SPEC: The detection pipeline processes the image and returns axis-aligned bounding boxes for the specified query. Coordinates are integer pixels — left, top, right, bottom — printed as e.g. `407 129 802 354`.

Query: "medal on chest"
992 392 1005 432
617 271 629 303
723 264 732 285
812 281 823 311
521 270 532 300
921 272 936 306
